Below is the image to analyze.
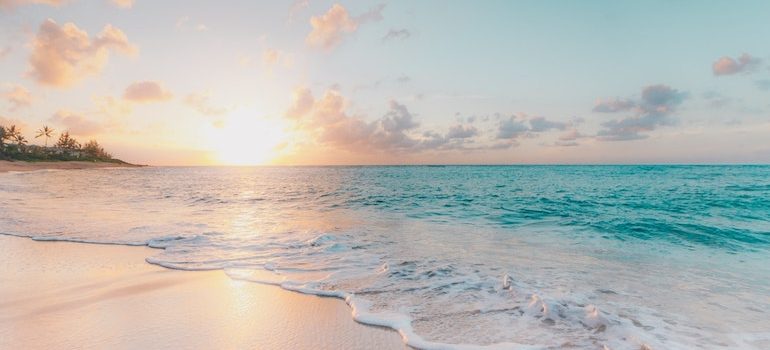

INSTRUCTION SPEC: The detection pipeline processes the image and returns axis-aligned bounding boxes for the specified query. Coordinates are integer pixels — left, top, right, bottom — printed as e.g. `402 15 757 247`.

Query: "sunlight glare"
210 111 287 165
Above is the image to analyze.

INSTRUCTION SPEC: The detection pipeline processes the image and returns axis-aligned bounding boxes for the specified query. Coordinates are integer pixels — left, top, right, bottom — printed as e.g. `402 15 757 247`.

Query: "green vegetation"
0 124 126 163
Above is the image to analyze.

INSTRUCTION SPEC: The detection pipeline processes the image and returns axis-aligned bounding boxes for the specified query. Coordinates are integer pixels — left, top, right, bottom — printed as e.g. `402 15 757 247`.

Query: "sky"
0 0 769 165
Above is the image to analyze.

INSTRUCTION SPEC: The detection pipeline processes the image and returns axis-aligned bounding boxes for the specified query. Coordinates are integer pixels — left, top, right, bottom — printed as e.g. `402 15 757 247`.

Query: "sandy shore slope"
0 160 142 173
0 235 405 349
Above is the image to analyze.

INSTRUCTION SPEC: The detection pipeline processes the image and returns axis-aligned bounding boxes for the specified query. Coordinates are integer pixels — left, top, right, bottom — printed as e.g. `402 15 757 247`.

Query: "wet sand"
0 160 142 173
0 235 405 349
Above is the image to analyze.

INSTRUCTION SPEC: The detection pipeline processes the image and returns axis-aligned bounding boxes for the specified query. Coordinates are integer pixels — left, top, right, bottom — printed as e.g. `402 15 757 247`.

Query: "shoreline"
0 235 405 349
0 160 144 173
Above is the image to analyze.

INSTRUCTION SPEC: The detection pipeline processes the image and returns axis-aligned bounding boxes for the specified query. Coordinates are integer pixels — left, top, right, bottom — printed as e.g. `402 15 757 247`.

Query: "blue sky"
1 0 769 164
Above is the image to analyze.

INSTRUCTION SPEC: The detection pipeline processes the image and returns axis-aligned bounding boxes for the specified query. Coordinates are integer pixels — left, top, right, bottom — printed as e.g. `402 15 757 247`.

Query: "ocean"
1 165 768 349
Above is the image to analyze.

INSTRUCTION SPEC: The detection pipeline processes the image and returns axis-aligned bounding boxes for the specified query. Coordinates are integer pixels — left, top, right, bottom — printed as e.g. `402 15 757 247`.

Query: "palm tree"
14 134 27 153
15 134 27 145
35 125 55 147
3 125 21 152
5 125 20 141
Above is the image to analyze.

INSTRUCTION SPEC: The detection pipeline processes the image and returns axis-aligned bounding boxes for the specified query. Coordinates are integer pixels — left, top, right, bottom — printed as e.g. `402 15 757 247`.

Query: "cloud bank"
286 87 584 156
285 87 489 154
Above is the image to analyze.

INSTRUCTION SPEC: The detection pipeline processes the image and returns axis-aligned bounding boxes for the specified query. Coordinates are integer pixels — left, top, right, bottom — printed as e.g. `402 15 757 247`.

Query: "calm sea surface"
1 165 769 349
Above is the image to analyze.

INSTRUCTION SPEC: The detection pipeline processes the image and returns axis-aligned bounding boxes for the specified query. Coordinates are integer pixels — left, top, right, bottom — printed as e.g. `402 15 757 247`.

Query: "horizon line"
147 162 770 167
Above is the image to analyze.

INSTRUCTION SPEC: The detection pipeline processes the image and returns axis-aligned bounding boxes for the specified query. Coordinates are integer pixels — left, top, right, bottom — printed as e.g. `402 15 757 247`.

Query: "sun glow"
209 112 288 165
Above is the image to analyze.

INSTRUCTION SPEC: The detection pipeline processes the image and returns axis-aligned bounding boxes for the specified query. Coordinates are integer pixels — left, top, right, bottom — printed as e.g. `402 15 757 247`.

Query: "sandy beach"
0 235 405 349
0 160 142 173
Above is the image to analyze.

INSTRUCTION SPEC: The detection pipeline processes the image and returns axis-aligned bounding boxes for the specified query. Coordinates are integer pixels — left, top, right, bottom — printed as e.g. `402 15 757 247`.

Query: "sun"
209 112 287 165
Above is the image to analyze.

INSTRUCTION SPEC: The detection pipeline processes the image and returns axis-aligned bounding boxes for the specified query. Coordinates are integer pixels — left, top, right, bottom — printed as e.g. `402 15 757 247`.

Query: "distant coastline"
1 124 142 173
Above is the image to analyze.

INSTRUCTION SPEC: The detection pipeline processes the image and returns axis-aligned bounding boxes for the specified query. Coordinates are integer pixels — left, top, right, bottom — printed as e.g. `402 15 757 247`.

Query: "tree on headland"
12 130 26 145
0 126 6 150
55 131 80 150
14 134 28 151
0 124 121 163
82 140 111 159
4 125 21 143
0 125 22 157
35 125 55 147
0 125 24 151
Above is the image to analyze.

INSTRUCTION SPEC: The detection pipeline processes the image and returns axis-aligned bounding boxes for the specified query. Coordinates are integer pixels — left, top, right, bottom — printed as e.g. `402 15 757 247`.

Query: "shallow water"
1 165 769 349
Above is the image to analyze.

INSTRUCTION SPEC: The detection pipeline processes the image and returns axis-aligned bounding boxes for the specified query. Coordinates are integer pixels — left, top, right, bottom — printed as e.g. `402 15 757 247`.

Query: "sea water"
1 165 768 349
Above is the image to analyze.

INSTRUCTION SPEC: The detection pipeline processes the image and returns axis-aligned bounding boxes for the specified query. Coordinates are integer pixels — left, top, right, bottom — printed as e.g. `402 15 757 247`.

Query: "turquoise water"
298 165 770 250
1 166 769 349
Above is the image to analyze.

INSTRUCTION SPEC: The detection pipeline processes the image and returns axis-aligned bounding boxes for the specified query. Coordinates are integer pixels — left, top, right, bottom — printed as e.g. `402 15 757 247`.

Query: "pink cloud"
306 4 357 49
111 0 133 9
0 0 64 11
123 81 173 103
3 84 32 111
285 87 487 154
93 95 133 118
306 3 384 50
559 129 584 141
184 92 227 116
262 48 293 68
28 19 136 87
712 53 761 76
287 87 408 151
49 110 104 136
286 87 315 119
0 116 28 130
